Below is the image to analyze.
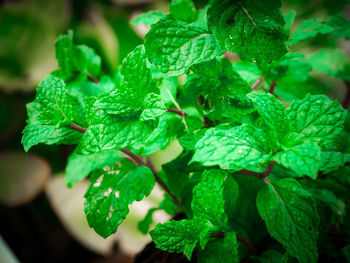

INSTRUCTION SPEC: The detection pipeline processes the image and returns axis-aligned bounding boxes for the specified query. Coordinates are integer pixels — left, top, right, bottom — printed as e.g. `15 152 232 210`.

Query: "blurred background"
0 0 349 262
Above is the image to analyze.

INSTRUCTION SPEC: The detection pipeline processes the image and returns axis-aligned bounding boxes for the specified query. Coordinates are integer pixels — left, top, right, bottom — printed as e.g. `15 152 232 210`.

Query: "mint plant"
22 0 350 262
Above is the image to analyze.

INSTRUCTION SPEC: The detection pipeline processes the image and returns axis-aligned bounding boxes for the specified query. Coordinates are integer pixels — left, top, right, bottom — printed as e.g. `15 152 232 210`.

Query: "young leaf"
191 170 227 231
197 232 239 263
150 219 205 260
208 0 287 63
287 94 346 149
273 143 321 179
256 178 320 263
65 149 122 187
319 152 350 174
191 124 271 172
289 19 333 44
145 16 224 76
94 45 165 117
55 30 101 78
85 161 155 238
22 75 84 151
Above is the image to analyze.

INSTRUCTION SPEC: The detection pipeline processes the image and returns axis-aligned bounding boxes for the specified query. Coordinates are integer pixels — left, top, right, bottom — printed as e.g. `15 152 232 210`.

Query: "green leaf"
223 176 240 220
150 219 205 260
208 0 287 63
85 161 155 238
65 149 123 187
145 16 224 76
308 48 350 77
138 208 158 234
319 151 350 174
283 10 296 35
55 30 101 78
232 60 261 83
327 14 350 40
161 151 193 199
169 0 197 23
94 46 166 119
192 124 271 172
140 93 166 121
273 143 321 179
183 59 253 121
77 117 155 155
22 124 81 152
287 94 346 149
191 170 227 231
256 178 320 263
248 93 289 145
138 194 178 234
197 232 239 263
142 113 183 155
159 77 179 106
289 19 333 44
22 74 84 151
131 11 166 26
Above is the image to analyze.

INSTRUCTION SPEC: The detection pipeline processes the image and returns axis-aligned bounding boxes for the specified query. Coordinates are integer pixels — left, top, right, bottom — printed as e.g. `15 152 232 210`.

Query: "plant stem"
69 123 181 206
70 123 87 133
210 232 226 238
119 149 181 207
87 73 99 84
237 234 257 255
268 81 277 95
166 107 187 117
198 95 211 128
342 81 350 109
236 161 275 179
251 78 263 90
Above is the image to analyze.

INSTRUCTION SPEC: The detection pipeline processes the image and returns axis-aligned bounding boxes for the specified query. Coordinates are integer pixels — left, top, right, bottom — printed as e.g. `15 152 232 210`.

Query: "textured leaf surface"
65 150 122 186
191 170 227 231
289 19 333 44
208 0 287 63
22 75 84 151
145 16 224 76
274 143 321 179
150 219 205 259
248 93 289 145
85 161 155 238
319 152 350 174
22 124 81 152
257 178 320 263
77 118 155 154
197 232 239 263
95 45 165 117
183 59 253 121
287 94 346 149
192 124 271 172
